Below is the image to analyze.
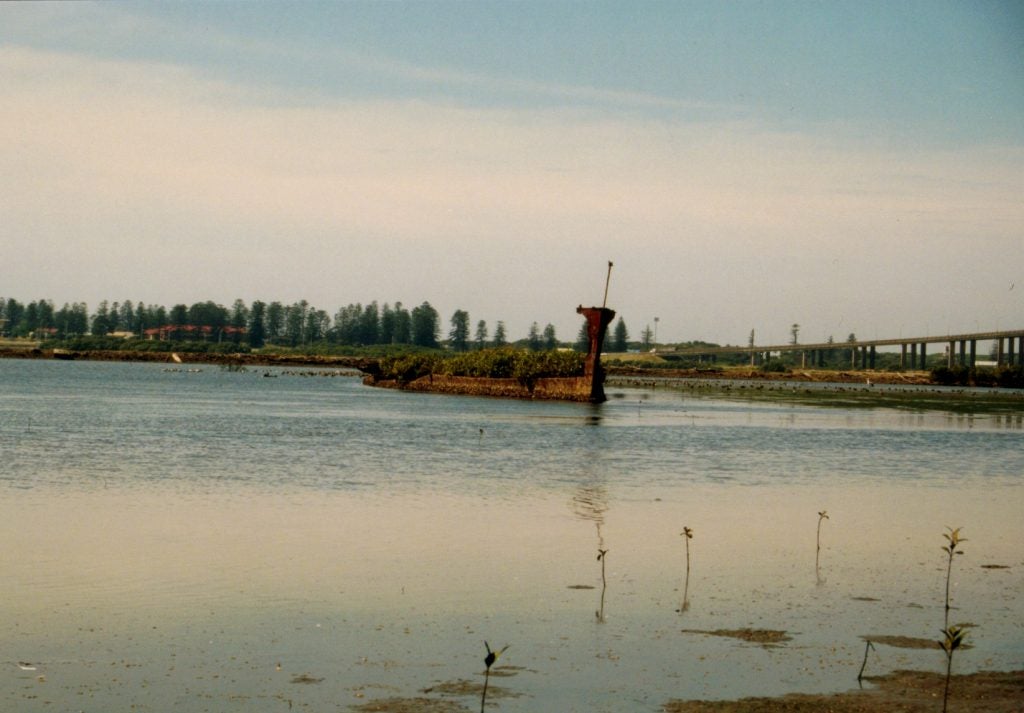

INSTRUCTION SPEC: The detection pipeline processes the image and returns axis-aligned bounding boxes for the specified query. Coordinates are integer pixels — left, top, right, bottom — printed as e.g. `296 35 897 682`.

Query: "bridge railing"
661 329 1024 370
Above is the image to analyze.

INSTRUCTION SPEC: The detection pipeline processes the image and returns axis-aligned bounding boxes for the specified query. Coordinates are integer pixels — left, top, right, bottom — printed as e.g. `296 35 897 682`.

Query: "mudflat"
663 669 1024 712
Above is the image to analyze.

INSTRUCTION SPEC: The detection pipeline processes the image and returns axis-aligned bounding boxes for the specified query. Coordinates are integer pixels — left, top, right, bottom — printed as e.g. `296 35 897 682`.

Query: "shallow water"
1 359 1022 712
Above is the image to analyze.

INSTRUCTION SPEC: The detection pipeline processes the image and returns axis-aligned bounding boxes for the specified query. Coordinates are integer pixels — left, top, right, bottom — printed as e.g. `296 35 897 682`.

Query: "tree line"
0 296 636 353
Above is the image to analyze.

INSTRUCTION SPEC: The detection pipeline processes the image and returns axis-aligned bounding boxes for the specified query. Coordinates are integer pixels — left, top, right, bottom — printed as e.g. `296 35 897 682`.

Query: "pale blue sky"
2 2 1022 344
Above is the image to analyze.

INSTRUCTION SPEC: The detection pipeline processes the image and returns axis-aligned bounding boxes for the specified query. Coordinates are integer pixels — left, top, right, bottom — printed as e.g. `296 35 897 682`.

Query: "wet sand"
663 669 1024 712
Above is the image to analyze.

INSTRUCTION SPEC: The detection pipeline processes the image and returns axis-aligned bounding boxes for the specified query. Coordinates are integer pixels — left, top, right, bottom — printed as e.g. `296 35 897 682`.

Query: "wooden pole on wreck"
602 261 613 308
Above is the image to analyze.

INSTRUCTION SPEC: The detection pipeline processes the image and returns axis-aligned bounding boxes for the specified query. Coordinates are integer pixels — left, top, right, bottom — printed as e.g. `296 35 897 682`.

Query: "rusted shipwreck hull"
364 305 617 403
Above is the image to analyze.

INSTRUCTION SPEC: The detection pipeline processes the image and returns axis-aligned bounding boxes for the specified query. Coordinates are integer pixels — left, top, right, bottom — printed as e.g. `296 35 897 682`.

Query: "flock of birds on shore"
161 367 353 378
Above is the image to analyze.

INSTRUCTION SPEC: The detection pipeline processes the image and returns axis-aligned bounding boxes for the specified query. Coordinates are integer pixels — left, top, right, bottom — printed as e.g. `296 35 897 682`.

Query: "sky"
2 1 1022 346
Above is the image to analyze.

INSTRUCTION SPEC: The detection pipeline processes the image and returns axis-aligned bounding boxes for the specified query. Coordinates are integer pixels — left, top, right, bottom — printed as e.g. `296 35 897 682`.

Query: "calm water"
1 358 1022 712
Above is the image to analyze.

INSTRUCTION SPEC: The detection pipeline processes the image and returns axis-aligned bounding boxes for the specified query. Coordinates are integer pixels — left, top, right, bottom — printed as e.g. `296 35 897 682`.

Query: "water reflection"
815 510 829 586
2 361 1022 712
595 548 609 622
572 483 609 622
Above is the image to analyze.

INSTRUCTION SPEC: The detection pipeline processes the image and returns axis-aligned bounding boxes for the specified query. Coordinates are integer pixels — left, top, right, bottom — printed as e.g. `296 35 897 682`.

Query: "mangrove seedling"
815 510 829 582
480 641 508 713
939 625 966 713
856 639 875 684
941 527 966 630
679 526 693 612
596 548 608 622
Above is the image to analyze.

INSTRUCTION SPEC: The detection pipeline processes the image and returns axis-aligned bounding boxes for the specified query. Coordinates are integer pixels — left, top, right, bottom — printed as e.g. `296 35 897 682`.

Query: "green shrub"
969 367 997 387
380 348 585 383
760 358 790 373
931 365 967 385
439 348 519 378
377 354 439 383
930 365 1022 388
995 365 1024 389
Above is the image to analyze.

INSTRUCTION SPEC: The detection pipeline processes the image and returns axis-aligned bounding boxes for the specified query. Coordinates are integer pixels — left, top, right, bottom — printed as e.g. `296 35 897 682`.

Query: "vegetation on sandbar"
376 348 585 384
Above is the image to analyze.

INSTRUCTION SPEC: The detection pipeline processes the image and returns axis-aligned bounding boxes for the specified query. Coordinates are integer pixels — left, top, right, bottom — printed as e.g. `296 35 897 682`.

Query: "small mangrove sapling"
941 527 966 630
480 641 509 713
679 526 693 612
938 527 967 713
939 625 966 713
857 640 875 683
596 548 608 622
815 510 829 582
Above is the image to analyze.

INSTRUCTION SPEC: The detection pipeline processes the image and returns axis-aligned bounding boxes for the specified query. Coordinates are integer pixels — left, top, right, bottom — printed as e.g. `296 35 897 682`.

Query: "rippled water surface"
1 359 1022 712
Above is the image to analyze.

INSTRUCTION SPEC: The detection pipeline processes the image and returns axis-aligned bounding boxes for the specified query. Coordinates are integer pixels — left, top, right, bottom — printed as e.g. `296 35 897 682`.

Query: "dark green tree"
230 299 248 328
543 323 558 350
119 300 135 333
55 302 89 337
108 302 121 332
248 300 266 348
612 317 629 352
449 309 470 351
188 301 227 328
35 300 55 333
844 332 857 366
527 322 542 351
411 301 440 347
823 334 836 367
492 321 507 347
359 302 379 344
575 320 589 352
168 304 188 341
5 297 25 336
23 301 39 335
392 302 412 344
91 300 112 336
333 303 361 344
380 303 396 344
640 324 653 350
284 300 308 346
133 302 147 335
474 319 488 349
265 302 284 344
305 308 329 343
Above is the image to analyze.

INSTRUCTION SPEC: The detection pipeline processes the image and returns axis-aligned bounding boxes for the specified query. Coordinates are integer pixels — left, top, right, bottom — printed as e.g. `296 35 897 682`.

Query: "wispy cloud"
2 32 1021 341
4 44 1022 246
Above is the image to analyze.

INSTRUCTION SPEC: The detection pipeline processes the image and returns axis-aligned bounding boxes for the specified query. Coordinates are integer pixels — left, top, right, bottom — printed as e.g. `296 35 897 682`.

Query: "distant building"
144 325 246 341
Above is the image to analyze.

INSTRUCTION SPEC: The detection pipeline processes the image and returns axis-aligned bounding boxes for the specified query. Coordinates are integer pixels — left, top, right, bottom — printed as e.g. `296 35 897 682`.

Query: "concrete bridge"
666 329 1024 370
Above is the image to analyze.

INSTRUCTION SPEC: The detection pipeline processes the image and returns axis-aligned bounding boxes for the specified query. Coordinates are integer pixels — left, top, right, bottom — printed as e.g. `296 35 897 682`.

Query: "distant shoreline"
0 347 929 381
4 348 1023 404
0 347 369 370
605 363 933 385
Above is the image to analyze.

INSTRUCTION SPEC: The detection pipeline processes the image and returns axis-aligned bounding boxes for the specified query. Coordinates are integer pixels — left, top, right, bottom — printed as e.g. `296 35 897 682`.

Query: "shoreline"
0 346 371 370
0 347 940 382
662 668 1024 712
607 363 934 385
3 348 1023 410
